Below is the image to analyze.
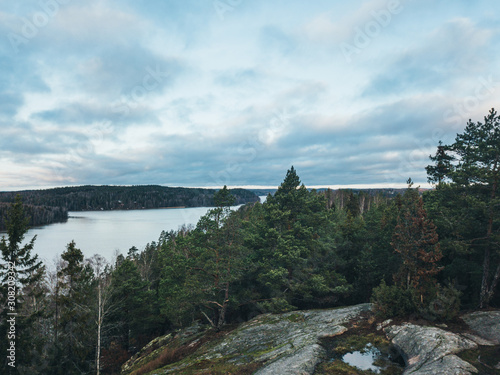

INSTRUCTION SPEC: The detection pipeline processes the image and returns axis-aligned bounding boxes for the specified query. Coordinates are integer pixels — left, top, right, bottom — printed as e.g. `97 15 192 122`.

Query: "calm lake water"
13 196 266 266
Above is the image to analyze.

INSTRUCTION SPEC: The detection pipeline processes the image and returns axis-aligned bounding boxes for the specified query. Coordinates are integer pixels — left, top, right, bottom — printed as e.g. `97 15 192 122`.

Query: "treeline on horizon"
0 185 260 231
0 108 498 374
0 203 68 232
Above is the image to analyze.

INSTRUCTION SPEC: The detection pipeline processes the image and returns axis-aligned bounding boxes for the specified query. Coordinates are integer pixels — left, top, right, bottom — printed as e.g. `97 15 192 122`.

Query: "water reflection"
343 345 381 372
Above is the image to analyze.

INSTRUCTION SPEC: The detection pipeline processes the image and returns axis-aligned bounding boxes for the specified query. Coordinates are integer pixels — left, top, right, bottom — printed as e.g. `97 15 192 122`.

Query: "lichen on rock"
384 323 478 374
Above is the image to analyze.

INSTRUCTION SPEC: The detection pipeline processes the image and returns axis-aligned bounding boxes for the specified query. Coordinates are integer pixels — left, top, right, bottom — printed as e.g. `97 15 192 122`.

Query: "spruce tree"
0 195 45 373
425 141 453 185
52 241 95 374
392 183 443 304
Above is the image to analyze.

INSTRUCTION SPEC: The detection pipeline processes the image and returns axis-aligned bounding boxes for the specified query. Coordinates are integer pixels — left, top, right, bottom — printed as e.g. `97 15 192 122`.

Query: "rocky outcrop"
122 303 372 374
121 306 500 375
462 310 500 345
121 323 206 375
384 323 478 374
171 303 371 374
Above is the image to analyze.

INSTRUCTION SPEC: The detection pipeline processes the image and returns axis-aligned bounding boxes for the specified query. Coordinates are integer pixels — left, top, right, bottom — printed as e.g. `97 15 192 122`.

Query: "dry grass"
129 326 237 375
130 340 203 375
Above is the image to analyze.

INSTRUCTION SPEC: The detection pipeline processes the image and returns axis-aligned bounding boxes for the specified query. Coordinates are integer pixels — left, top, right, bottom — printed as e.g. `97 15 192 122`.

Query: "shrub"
419 283 461 322
371 280 416 319
257 297 295 313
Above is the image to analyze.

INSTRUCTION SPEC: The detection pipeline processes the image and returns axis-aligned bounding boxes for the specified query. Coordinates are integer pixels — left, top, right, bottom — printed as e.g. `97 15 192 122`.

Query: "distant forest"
0 202 68 232
0 185 259 230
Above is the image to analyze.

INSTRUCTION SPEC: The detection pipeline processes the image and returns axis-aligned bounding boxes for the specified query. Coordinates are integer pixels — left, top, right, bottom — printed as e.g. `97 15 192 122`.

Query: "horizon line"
1 182 431 192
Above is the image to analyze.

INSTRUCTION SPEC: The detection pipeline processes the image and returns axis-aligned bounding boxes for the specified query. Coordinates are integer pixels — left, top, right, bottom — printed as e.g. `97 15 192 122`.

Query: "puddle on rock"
316 332 404 375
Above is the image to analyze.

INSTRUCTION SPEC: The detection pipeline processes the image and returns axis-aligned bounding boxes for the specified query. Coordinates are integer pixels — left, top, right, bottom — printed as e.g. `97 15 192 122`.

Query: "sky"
1 0 499 191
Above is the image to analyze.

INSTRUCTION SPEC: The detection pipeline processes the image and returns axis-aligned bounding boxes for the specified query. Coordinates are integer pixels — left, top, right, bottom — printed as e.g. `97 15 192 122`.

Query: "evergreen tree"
426 108 500 307
0 195 45 374
0 195 44 286
246 167 350 312
345 191 360 217
392 183 443 304
159 187 244 330
191 187 242 329
51 241 95 374
108 257 158 353
425 141 453 185
159 229 200 328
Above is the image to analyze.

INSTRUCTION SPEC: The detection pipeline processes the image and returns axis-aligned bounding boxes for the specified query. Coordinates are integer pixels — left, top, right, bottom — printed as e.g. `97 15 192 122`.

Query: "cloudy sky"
1 0 499 191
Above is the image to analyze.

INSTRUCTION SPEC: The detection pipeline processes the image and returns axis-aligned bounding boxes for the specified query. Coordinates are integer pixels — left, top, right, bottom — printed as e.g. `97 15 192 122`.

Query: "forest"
0 109 498 374
0 203 68 232
0 185 259 230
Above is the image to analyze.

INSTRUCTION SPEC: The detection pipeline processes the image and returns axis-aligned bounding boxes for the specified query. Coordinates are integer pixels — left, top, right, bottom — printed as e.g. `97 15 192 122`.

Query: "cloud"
33 100 161 127
362 18 494 96
214 68 260 87
0 0 499 190
303 0 391 44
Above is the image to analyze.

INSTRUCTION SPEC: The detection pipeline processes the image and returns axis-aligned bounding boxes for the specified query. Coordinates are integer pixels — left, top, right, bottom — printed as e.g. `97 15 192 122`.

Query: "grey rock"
460 332 497 346
254 344 324 375
203 303 371 374
377 318 393 331
462 310 500 344
123 306 500 375
385 323 478 375
406 354 478 374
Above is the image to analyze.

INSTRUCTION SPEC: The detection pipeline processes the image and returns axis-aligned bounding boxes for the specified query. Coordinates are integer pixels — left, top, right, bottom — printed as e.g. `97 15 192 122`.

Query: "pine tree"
158 187 243 330
192 186 242 329
426 108 500 307
248 167 349 311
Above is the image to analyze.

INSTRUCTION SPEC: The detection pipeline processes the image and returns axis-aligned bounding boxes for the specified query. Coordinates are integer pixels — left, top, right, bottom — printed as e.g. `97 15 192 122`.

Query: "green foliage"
0 195 44 286
256 298 295 314
159 187 246 330
418 283 461 322
371 280 416 319
0 195 46 374
245 167 351 311
426 108 500 308
109 257 161 351
53 241 96 374
425 140 453 185
0 185 258 212
9 117 500 372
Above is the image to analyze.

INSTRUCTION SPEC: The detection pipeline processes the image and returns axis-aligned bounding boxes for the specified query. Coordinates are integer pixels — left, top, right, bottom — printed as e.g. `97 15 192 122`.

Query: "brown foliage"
392 188 443 297
101 341 130 375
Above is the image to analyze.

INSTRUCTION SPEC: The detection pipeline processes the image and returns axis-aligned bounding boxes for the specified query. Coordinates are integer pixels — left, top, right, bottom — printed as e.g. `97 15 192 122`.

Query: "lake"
14 196 266 266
